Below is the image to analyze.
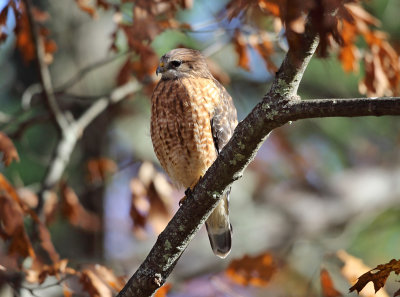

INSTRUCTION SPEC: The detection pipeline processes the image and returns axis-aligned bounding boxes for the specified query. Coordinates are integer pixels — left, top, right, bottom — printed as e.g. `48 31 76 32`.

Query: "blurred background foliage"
1 0 400 296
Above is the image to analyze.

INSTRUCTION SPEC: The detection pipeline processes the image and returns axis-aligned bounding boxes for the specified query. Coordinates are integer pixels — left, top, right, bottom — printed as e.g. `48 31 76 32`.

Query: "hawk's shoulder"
210 79 238 153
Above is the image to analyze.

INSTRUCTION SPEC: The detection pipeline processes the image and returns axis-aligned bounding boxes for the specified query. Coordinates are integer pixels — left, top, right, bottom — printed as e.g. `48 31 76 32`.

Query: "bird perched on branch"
150 48 238 258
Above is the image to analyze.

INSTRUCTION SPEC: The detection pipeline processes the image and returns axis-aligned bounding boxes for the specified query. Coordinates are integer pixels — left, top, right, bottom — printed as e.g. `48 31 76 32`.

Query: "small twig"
22 275 71 292
37 80 141 213
54 50 131 93
20 51 132 110
21 83 42 110
23 0 68 131
0 108 38 132
76 80 140 131
20 286 41 297
8 114 50 139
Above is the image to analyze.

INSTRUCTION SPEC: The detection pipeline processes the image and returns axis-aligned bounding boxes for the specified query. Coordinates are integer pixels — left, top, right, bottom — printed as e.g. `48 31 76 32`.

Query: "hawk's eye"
170 60 182 68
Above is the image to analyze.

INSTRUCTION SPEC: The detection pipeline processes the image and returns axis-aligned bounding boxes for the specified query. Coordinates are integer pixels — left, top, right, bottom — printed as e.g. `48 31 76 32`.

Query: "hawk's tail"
205 193 232 258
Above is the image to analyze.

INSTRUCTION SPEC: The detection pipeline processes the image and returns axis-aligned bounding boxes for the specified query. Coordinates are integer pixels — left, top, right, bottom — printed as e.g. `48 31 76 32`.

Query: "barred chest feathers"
150 77 219 188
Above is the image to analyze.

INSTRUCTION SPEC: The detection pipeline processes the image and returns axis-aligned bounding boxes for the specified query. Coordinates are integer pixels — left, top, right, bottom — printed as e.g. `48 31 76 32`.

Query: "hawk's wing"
211 79 238 154
206 79 238 258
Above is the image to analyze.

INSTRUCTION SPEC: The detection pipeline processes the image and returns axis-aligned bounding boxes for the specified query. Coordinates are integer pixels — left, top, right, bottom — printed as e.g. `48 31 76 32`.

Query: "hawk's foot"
179 195 187 206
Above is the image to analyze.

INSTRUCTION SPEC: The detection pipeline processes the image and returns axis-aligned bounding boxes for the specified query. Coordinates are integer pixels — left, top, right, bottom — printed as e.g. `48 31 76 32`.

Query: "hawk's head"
156 48 211 80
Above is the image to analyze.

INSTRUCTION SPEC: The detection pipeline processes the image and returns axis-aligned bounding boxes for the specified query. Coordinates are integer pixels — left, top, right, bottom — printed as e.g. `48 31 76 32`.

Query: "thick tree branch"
116 19 400 297
289 97 400 119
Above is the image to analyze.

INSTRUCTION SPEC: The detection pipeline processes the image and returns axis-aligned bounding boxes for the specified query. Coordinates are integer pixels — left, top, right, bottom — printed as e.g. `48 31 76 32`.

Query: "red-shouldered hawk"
150 48 238 258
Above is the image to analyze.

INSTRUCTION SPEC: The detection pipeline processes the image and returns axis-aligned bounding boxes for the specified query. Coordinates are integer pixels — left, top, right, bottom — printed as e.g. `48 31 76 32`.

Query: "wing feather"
211 79 238 154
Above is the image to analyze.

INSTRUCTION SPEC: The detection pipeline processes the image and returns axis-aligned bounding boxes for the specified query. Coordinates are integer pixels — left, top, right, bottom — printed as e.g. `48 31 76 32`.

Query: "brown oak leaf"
321 268 342 297
0 132 19 166
225 252 278 287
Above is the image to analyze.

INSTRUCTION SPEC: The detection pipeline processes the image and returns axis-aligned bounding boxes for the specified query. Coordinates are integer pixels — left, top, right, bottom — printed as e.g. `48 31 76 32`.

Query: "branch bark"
116 19 400 297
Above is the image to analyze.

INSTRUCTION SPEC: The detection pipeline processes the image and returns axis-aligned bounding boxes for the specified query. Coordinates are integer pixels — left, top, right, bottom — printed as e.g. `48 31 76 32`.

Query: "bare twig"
23 0 68 131
76 80 140 131
8 114 50 139
37 80 141 212
116 18 400 297
54 50 131 93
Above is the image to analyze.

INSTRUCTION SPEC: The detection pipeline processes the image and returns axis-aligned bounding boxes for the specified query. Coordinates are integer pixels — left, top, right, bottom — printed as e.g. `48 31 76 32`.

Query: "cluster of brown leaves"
226 0 357 67
25 260 126 297
130 162 174 238
0 1 57 63
0 170 126 296
224 250 399 297
233 29 278 73
0 118 129 297
0 173 59 264
338 4 400 97
226 0 399 97
74 0 192 90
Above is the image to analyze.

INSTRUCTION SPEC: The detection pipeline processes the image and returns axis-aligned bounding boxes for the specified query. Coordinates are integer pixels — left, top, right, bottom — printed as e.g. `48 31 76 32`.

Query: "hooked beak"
156 62 165 76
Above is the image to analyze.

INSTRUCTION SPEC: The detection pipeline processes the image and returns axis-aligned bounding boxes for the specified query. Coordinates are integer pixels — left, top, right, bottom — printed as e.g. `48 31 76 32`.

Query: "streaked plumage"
150 48 237 258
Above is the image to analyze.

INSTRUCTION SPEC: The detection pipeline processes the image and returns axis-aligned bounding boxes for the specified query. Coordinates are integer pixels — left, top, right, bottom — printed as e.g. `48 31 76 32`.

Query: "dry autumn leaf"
86 157 118 184
36 222 60 263
93 264 125 292
80 269 112 297
349 259 400 295
337 250 389 297
321 268 342 297
233 29 250 71
75 0 98 18
248 32 277 73
130 162 173 237
31 6 50 22
333 3 400 96
25 259 75 284
0 174 60 263
154 283 172 297
225 252 278 287
0 192 35 259
14 3 57 64
60 183 101 232
96 0 111 10
0 173 22 205
0 132 19 166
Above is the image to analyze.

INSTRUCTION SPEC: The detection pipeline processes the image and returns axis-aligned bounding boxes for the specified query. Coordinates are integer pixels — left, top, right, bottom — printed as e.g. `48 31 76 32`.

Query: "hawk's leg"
179 176 202 206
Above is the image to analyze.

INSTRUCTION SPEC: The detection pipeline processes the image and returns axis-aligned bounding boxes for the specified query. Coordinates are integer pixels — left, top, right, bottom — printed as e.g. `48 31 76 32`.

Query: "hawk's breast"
151 77 220 188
